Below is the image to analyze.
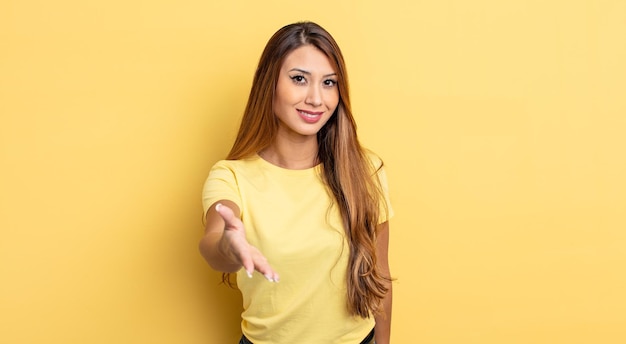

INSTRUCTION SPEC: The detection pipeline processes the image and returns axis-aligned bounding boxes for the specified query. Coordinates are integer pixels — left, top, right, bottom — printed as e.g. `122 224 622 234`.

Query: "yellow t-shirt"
202 154 392 344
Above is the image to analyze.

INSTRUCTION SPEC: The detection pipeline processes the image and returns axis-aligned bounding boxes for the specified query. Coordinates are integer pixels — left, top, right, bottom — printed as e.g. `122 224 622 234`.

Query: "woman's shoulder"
211 156 260 169
208 156 266 177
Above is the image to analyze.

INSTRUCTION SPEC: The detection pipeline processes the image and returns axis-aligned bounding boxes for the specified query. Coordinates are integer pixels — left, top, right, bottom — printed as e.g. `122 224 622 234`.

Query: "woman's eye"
291 75 306 84
324 79 337 87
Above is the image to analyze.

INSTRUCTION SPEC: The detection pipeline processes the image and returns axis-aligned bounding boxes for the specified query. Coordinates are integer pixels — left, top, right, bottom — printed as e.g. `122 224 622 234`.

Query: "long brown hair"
227 21 389 318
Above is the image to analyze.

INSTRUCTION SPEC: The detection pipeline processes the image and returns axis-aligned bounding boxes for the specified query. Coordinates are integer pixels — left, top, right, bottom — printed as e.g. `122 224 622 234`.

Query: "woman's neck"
259 135 319 170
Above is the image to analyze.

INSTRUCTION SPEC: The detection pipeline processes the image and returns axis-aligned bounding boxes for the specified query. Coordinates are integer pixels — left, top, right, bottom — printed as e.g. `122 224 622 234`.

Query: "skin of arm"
199 200 243 273
374 221 392 344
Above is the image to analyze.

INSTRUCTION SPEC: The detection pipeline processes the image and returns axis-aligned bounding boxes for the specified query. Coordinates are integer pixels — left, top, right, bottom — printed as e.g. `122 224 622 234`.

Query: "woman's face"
273 44 339 140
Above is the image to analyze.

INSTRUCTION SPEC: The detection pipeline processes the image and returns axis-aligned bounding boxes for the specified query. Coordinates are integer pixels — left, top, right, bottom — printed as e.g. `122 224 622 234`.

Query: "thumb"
215 203 239 230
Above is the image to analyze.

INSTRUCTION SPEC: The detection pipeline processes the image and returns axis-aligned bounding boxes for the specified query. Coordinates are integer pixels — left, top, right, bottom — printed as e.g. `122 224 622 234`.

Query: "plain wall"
1 1 625 343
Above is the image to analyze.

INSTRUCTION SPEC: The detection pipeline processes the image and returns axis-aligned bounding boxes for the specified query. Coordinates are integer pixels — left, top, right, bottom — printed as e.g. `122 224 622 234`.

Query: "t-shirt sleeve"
202 161 242 217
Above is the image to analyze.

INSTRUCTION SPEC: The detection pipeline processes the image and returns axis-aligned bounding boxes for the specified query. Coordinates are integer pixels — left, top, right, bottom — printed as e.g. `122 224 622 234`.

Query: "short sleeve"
202 161 243 217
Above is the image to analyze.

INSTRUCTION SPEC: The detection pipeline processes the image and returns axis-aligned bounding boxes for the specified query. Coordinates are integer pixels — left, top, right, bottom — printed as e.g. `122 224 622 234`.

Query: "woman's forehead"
280 45 336 75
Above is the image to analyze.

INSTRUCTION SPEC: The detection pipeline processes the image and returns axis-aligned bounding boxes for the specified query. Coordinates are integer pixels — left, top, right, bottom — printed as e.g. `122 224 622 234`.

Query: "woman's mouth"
298 109 324 124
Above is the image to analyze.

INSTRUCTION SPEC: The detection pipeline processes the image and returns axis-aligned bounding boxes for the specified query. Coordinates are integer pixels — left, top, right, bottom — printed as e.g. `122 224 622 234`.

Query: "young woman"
199 21 393 344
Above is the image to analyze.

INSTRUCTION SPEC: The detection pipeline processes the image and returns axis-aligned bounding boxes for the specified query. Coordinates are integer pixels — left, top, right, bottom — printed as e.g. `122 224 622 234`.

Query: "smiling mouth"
297 109 324 124
298 109 323 117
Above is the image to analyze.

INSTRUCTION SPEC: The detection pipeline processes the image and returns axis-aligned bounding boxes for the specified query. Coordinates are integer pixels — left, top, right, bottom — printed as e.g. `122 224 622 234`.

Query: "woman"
199 21 393 344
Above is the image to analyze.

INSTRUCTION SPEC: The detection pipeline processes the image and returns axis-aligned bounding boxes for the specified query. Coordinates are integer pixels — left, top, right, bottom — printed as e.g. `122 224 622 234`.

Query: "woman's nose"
305 85 322 107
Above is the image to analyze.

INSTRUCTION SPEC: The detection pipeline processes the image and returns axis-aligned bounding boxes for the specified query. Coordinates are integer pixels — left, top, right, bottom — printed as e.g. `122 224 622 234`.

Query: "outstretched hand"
214 203 280 282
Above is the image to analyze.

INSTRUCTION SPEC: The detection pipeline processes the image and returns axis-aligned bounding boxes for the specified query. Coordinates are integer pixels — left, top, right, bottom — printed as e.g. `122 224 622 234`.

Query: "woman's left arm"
374 221 392 344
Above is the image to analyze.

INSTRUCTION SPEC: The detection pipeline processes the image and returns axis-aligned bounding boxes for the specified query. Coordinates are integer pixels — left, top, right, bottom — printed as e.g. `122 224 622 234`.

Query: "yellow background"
2 1 625 343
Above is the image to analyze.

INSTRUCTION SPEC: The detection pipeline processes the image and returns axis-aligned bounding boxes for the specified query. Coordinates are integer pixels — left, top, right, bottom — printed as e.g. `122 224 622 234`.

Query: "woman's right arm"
199 200 279 281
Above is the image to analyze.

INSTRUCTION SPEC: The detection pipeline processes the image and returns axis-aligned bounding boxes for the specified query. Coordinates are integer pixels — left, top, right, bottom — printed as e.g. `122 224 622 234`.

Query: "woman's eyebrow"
289 68 337 78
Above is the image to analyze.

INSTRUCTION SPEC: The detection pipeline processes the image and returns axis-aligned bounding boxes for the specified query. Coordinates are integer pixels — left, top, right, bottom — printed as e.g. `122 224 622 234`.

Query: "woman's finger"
215 203 240 231
239 249 255 278
250 249 280 282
